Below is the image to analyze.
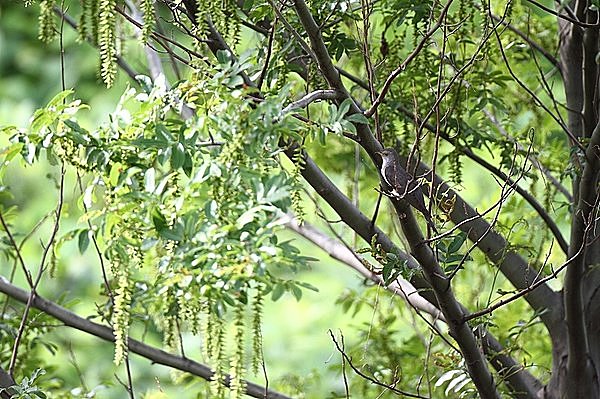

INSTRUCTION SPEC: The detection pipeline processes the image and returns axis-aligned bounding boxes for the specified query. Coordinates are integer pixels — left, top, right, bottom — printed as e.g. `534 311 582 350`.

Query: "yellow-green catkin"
251 289 264 374
141 0 154 43
98 0 117 86
290 145 306 224
112 270 131 365
229 305 246 399
38 0 57 42
208 315 226 399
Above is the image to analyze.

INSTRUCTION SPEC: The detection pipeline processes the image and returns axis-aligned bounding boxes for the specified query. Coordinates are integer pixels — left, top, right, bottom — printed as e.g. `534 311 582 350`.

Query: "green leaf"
158 222 184 241
271 283 285 301
1 142 24 162
222 293 236 306
216 50 232 64
151 207 168 231
346 113 369 124
448 232 467 254
171 142 185 169
183 152 193 177
296 281 319 292
78 229 90 254
47 89 74 107
290 284 303 301
382 261 393 282
338 98 353 118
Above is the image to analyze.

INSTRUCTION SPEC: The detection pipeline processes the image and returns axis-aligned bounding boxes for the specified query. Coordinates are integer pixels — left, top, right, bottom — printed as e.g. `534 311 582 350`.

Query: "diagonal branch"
386 197 500 399
413 159 563 328
490 14 560 72
284 143 543 396
281 213 445 321
282 90 343 114
0 366 15 399
0 276 291 399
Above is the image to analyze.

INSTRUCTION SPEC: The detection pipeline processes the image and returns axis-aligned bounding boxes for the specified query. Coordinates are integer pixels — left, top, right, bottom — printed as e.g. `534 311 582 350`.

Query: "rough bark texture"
543 2 600 398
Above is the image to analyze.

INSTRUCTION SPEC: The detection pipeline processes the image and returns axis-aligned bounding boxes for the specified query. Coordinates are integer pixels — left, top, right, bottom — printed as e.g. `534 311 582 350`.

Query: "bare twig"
53 7 139 81
9 165 66 376
490 13 560 71
492 15 585 153
257 15 277 90
523 0 599 28
328 330 430 398
364 0 455 118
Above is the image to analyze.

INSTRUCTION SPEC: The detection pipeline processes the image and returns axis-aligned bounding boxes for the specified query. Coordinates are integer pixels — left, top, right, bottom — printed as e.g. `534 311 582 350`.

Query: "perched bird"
377 147 437 232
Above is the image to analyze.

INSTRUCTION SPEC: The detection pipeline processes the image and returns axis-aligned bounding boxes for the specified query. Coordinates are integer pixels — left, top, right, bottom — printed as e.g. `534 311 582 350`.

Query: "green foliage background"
0 0 566 398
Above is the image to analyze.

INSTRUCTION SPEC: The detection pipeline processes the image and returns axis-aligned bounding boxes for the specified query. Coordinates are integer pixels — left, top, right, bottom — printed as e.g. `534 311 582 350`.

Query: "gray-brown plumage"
377 147 437 232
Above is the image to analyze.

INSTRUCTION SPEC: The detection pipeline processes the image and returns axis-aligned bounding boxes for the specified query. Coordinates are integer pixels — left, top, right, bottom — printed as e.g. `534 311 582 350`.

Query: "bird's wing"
388 160 401 189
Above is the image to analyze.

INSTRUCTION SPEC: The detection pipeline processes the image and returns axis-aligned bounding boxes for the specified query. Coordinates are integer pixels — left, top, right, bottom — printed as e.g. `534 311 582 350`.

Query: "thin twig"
364 0 455 118
9 165 66 376
328 329 430 398
523 0 599 28
257 15 277 90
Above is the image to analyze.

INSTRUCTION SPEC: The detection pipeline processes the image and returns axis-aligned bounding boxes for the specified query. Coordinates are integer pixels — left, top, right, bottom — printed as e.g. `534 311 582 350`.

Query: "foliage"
0 0 584 397
2 59 317 396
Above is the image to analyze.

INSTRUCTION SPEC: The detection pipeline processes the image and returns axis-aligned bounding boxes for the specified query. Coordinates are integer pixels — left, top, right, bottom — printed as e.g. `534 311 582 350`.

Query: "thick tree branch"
285 140 508 397
415 161 563 328
282 214 542 397
388 200 500 398
564 120 600 395
0 277 291 399
0 366 15 399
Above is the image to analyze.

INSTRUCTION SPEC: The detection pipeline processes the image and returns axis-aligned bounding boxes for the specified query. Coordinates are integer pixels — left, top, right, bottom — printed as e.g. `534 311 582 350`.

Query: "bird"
376 147 437 232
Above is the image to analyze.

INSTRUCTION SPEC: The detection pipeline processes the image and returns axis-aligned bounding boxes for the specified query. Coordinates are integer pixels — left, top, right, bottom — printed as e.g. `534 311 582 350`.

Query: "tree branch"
388 199 500 398
523 0 599 28
364 0 455 118
281 214 445 321
0 277 291 399
417 160 563 328
564 119 600 395
0 366 15 399
490 14 560 72
283 214 542 396
282 90 343 114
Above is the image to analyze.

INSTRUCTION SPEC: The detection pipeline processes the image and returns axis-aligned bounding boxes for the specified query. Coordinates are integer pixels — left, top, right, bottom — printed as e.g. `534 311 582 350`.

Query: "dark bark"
545 2 600 397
